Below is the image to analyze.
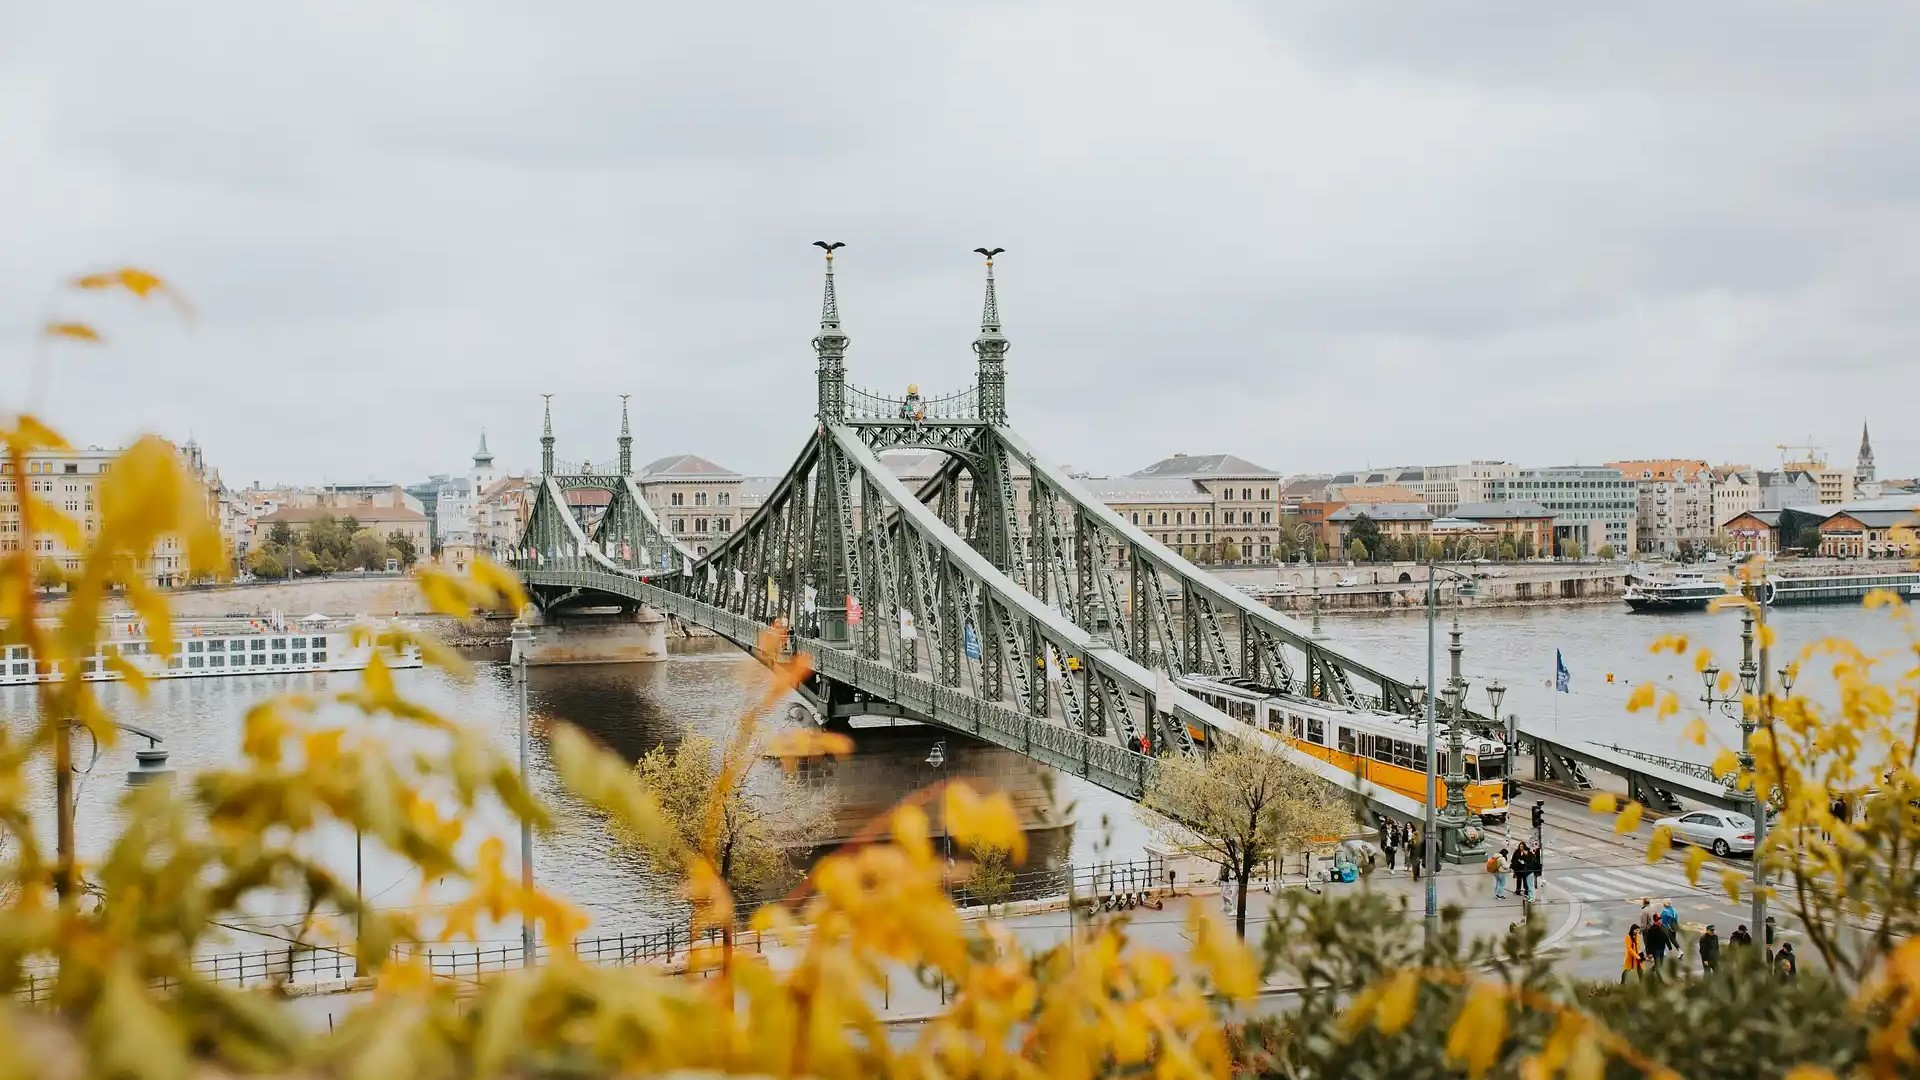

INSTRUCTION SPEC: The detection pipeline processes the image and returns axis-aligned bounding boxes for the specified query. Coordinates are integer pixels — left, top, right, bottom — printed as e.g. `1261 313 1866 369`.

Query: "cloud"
1 0 1914 487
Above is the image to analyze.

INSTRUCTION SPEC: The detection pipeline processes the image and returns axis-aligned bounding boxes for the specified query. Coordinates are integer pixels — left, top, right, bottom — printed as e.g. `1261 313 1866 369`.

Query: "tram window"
1413 745 1427 769
1373 738 1393 764
1290 715 1304 738
1306 717 1324 745
1337 726 1355 754
1392 740 1412 768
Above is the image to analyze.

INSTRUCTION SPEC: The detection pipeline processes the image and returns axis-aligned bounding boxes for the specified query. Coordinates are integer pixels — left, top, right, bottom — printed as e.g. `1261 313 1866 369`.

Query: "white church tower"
470 431 497 500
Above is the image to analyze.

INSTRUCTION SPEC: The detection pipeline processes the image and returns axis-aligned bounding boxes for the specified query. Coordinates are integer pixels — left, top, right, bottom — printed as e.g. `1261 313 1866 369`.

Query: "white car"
1655 810 1755 858
1334 576 1360 588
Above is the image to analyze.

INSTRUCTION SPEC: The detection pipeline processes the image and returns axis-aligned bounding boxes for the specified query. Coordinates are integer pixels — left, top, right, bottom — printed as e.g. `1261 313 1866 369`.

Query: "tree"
388 530 419 569
1497 540 1517 561
1312 541 1328 563
1218 539 1241 563
246 549 287 580
1516 533 1535 559
1562 539 1581 560
33 559 64 594
1143 739 1350 938
1348 514 1385 560
1598 542 1617 560
968 843 1016 915
626 734 828 905
266 521 295 549
1346 538 1368 564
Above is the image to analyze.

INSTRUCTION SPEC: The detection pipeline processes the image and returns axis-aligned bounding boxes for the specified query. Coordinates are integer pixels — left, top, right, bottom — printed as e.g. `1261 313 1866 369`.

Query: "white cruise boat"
0 615 424 686
1622 571 1730 613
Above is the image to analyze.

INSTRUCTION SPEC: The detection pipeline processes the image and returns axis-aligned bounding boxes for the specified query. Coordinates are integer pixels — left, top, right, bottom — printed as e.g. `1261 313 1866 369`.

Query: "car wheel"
1712 838 1730 858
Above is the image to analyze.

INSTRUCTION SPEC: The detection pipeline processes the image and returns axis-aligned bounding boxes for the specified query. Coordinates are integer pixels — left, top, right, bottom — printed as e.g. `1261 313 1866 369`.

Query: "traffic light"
1531 802 1546 831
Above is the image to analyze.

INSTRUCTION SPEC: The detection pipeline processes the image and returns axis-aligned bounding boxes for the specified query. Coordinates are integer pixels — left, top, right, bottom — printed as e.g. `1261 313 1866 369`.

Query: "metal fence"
13 857 1163 1001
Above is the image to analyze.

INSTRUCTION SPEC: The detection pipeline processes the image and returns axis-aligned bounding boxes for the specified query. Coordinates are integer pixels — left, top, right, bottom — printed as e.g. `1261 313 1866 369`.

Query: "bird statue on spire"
813 240 845 259
973 246 1005 263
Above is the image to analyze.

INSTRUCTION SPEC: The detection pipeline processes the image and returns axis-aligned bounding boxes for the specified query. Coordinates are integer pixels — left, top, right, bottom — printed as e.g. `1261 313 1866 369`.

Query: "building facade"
1711 466 1759 531
1325 503 1432 556
1127 453 1284 564
1604 459 1714 556
0 439 223 587
1481 466 1636 556
256 504 432 555
638 454 744 557
1450 501 1557 556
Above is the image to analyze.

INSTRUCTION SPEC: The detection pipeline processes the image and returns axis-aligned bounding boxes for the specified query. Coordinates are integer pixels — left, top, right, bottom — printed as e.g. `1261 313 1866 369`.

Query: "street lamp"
1487 679 1510 797
510 622 537 967
1418 561 1482 946
1293 522 1322 638
1700 605 1768 950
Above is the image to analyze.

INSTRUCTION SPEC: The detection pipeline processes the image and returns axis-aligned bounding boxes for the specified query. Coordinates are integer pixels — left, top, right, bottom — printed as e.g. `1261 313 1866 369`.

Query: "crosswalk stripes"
1548 865 1705 903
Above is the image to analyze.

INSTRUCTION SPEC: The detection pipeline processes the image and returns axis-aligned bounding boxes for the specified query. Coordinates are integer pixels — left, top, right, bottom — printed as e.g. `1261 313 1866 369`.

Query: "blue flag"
963 621 982 661
1555 649 1571 693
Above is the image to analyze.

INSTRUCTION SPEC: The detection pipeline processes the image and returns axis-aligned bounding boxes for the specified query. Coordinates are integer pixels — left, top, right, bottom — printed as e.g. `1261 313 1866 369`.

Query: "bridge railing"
844 385 979 422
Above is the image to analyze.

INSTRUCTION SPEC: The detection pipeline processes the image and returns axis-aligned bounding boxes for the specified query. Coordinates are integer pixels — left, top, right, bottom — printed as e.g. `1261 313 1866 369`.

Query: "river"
12 598 1909 938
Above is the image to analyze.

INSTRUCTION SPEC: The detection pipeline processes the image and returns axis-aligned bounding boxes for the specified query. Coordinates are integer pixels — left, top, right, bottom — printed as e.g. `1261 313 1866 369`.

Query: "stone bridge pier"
519 604 668 666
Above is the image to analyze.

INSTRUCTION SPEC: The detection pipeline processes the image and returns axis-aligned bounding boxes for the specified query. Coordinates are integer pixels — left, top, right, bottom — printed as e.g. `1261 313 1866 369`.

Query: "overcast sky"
5 2 1916 486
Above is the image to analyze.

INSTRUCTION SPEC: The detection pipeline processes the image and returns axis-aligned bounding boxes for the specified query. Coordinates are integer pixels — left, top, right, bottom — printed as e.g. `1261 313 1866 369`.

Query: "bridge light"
1486 679 1506 716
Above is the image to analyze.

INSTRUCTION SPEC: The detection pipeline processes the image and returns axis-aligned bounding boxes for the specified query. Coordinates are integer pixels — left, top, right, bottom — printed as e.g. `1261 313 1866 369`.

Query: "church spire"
971 247 1009 424
1857 418 1876 484
811 242 849 423
540 394 555 477
618 394 633 476
474 429 493 465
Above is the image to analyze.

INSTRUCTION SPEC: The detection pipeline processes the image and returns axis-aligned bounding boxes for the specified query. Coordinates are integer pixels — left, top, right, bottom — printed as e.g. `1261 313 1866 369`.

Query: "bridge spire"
811 241 848 423
540 393 555 477
971 247 1009 424
618 394 633 476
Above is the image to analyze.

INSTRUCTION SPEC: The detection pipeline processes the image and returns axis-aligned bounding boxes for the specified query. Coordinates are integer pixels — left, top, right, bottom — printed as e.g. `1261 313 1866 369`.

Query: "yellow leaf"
1647 825 1673 863
1444 981 1508 1078
943 781 1028 863
1656 692 1680 719
1588 792 1618 815
470 556 529 613
42 321 102 343
765 727 854 772
416 568 477 617
1681 716 1708 747
1694 649 1715 673
362 651 395 704
1683 844 1710 885
1614 802 1644 834
1721 867 1744 902
1711 748 1741 778
1374 970 1420 1035
1626 684 1656 712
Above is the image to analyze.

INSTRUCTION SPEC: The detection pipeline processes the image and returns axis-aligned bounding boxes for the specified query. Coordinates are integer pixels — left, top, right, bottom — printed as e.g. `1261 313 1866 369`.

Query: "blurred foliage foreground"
5 283 1920 1077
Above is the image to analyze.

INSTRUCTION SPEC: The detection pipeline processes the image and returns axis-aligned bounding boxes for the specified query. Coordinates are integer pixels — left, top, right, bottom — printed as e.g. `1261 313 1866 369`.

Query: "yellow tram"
1177 674 1509 822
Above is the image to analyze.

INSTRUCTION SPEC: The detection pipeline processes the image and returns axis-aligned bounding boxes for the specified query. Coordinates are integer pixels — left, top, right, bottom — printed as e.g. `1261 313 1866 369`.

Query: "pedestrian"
1659 899 1680 953
1383 822 1400 874
1638 899 1657 935
1622 925 1645 984
1775 941 1798 980
1218 865 1233 914
1411 825 1423 880
1489 846 1510 899
1730 924 1753 949
1698 924 1720 975
1644 917 1670 978
1513 841 1537 902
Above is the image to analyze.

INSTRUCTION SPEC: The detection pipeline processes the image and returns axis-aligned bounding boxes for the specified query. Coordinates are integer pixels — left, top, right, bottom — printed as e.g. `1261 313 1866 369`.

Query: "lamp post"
510 622 537 967
1417 560 1484 946
1293 523 1322 638
927 739 951 1005
1700 604 1767 950
1487 679 1510 803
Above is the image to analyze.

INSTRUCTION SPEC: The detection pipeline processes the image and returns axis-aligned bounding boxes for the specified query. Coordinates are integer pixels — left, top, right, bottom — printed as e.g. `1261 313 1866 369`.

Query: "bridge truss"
508 249 1730 822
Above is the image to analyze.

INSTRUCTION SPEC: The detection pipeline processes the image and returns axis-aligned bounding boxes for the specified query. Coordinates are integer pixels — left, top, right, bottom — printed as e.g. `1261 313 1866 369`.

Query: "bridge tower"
811 243 854 645
618 394 633 476
973 247 1009 425
540 393 555 477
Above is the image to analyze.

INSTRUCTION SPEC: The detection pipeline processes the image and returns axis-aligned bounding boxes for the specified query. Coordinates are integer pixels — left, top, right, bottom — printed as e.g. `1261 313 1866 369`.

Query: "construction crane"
1775 438 1828 466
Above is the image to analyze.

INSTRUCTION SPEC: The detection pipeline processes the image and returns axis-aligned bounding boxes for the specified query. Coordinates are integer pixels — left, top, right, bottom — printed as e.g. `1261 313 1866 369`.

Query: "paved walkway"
283 859 1577 1031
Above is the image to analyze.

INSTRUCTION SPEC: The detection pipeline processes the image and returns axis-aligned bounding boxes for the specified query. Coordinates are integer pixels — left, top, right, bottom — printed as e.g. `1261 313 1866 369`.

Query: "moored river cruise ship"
0 615 424 686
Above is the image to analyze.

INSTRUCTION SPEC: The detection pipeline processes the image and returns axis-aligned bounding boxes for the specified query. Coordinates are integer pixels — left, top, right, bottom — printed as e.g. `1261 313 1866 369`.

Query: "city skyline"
8 4 1919 481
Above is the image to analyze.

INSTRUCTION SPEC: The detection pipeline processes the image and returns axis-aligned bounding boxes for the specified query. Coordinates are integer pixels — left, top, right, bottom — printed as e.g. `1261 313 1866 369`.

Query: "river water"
14 599 1909 937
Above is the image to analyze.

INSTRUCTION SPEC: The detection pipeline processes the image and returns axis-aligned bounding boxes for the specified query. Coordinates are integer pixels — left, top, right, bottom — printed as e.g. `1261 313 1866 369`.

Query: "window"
188 641 204 653
718 493 730 506
1306 717 1325 745
672 519 685 533
63 464 77 474
188 656 205 669
1290 714 1304 739
209 655 224 668
694 518 708 532
1241 511 1252 525
1131 513 1140 525
1204 511 1212 524
313 650 327 663
1260 487 1271 500
1241 487 1251 500
272 653 286 665
1337 726 1355 754
207 640 224 652
695 492 708 507
1159 512 1168 525
1260 511 1271 524
716 519 730 533
251 640 265 653
293 652 308 664
670 492 684 506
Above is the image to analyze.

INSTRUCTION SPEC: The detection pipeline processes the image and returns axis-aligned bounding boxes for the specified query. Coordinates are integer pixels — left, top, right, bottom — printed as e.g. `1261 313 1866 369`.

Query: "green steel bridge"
507 249 1740 833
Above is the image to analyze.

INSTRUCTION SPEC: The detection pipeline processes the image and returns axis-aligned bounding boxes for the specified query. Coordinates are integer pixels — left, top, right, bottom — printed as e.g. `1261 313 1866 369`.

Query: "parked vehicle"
1335 576 1360 588
1654 810 1755 857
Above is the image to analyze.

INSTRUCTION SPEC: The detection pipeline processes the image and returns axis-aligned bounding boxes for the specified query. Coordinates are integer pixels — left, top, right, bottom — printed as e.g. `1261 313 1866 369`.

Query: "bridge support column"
520 605 668 666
